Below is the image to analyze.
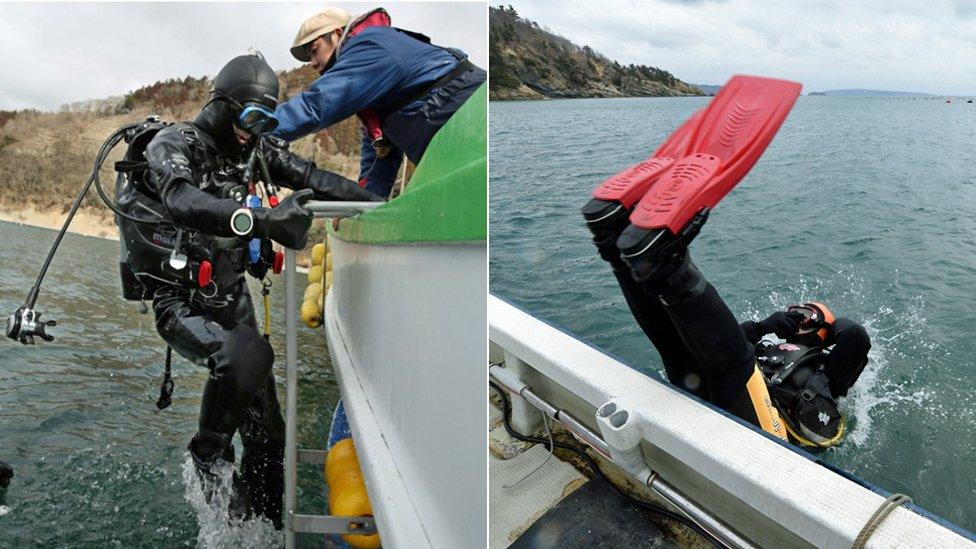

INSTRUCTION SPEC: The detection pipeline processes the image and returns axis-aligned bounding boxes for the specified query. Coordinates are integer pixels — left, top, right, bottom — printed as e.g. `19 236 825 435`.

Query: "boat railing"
488 294 973 548
281 201 382 548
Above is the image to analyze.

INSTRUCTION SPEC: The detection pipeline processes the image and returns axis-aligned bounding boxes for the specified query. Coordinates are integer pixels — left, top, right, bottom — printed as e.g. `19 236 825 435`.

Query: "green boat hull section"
332 84 487 244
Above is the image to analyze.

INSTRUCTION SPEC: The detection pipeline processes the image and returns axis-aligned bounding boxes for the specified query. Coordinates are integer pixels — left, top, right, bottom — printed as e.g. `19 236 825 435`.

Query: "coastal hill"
0 65 363 243
489 5 702 100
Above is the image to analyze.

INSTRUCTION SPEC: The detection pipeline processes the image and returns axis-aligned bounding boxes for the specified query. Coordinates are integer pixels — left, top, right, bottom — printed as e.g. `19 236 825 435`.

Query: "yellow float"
325 437 380 549
300 299 321 328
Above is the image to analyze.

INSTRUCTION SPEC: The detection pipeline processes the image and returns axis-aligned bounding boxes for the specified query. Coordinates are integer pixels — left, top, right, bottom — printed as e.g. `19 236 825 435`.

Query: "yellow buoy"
311 243 326 266
329 468 365 506
304 282 323 302
308 265 324 284
325 253 333 271
315 294 325 315
326 439 358 484
325 437 380 549
300 299 321 328
333 488 380 549
325 271 334 290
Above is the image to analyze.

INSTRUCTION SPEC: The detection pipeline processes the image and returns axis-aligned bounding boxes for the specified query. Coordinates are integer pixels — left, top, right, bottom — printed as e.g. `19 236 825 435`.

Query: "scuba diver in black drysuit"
585 207 870 449
582 75 872 448
117 53 383 527
585 209 789 439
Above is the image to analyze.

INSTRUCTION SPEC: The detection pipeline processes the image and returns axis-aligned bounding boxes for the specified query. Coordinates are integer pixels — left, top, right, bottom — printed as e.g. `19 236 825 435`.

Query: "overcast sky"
506 0 976 95
0 2 487 111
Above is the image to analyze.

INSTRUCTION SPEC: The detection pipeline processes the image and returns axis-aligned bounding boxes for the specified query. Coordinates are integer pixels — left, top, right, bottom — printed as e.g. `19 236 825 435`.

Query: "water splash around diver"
181 456 283 548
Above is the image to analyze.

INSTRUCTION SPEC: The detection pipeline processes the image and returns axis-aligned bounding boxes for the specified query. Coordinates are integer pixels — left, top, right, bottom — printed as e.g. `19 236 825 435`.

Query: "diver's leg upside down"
587 214 786 439
586 208 708 399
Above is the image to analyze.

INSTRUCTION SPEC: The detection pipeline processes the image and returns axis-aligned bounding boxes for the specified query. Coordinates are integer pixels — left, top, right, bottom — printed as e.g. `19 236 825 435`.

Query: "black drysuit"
141 114 378 527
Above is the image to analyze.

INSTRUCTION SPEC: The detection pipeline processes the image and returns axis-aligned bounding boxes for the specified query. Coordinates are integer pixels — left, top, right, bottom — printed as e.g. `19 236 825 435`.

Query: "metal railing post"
284 247 298 548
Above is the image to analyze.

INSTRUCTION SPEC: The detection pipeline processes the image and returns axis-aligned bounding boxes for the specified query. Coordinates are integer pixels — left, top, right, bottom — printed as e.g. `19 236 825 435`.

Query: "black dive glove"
252 189 314 249
759 310 806 339
308 169 385 202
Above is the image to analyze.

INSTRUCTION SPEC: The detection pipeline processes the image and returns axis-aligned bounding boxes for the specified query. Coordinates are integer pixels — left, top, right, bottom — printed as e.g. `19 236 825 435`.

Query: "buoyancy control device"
755 340 846 450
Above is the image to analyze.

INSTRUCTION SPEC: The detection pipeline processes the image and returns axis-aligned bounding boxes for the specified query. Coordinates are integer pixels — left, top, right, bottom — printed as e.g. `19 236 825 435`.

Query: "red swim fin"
590 109 704 208
629 75 801 233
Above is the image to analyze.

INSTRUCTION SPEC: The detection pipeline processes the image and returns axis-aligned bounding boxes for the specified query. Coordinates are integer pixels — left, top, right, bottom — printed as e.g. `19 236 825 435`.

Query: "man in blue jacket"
274 7 486 197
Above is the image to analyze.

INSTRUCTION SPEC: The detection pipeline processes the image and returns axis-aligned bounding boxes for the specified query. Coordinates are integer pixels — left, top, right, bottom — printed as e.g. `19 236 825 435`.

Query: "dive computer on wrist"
230 208 254 236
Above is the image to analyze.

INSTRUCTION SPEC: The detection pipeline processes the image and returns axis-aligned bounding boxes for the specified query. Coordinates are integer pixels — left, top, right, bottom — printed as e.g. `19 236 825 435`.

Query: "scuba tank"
755 340 846 451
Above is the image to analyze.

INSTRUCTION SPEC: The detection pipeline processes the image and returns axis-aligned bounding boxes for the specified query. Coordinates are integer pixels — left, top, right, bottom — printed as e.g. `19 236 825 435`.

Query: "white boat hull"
326 238 486 548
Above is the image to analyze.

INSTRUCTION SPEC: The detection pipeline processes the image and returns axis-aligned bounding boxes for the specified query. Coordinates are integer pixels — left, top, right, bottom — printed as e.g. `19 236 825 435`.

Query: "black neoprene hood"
212 54 280 110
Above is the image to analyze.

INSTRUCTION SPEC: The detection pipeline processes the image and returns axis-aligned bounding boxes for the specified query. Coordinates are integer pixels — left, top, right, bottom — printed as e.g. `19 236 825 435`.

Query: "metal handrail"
283 201 381 548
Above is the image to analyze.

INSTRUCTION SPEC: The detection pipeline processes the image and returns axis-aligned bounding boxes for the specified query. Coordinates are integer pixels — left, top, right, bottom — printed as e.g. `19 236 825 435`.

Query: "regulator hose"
490 382 720 547
91 124 166 225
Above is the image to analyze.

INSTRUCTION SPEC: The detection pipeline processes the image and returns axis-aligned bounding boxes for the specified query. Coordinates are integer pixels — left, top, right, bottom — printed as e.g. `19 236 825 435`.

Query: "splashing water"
181 457 283 548
742 267 937 448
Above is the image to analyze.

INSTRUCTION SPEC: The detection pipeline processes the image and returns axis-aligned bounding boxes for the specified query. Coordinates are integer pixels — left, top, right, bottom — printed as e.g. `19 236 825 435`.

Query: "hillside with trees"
490 5 702 100
0 65 365 247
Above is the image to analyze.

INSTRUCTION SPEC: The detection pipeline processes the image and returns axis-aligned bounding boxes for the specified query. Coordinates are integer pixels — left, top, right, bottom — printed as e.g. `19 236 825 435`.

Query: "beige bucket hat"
290 7 352 62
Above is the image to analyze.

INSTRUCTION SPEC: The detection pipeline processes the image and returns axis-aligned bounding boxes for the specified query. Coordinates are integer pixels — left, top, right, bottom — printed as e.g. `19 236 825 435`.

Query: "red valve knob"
198 261 212 288
273 251 284 274
269 196 279 207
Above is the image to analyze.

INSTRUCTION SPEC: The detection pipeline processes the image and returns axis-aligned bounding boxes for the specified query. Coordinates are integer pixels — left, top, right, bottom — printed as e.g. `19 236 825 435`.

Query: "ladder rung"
290 513 377 534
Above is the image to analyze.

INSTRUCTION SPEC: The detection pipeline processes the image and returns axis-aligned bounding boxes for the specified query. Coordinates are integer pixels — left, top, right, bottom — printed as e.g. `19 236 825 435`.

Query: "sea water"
0 224 336 547
490 95 976 531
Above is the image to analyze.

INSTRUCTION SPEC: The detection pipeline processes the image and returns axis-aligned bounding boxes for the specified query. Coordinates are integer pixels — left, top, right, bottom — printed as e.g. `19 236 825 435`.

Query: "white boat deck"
488 403 586 549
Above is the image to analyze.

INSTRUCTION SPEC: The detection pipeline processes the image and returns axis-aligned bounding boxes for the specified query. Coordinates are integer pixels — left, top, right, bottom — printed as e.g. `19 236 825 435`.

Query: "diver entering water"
583 76 803 441
134 53 383 528
6 52 384 528
743 303 871 449
584 76 872 449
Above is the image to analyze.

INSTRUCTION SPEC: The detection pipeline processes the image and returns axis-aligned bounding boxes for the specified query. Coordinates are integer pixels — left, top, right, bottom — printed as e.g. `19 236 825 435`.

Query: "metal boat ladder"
282 201 382 548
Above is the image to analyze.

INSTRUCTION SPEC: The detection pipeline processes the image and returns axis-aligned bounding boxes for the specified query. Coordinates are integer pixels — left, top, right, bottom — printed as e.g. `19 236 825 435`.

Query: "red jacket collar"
346 8 391 39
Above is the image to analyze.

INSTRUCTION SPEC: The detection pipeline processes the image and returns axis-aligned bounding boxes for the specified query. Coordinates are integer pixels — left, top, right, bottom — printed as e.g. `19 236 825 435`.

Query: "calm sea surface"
0 223 337 547
490 95 976 531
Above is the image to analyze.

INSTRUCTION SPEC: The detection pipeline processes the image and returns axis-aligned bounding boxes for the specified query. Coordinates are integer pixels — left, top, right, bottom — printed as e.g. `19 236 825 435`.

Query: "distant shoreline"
489 94 705 102
0 205 117 241
0 204 315 270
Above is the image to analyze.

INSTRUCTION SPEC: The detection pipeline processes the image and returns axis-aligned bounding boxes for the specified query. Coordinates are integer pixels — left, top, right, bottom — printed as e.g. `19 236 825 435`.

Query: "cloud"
0 2 487 111
506 0 976 94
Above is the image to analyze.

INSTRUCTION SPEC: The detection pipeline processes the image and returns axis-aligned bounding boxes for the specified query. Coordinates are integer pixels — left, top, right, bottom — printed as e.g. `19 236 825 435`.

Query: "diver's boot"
0 460 12 488
189 429 254 523
615 208 710 297
239 377 285 529
582 197 634 273
582 201 709 397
